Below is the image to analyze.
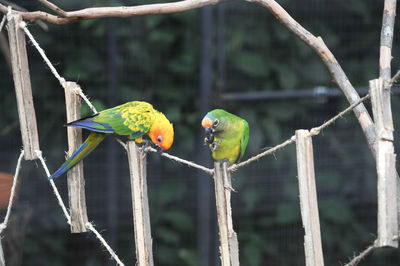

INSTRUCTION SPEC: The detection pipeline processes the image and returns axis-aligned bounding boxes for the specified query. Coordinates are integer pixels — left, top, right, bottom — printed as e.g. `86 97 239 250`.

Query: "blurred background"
1 0 400 265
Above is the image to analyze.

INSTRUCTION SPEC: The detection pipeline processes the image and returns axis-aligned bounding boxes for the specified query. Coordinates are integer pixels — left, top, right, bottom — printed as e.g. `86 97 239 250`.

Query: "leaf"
156 226 180 244
319 200 354 224
230 51 270 77
163 211 193 231
275 203 300 224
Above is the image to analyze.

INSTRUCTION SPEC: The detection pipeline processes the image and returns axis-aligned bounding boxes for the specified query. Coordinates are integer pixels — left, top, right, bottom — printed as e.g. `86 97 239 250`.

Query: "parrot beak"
204 125 215 145
154 143 164 153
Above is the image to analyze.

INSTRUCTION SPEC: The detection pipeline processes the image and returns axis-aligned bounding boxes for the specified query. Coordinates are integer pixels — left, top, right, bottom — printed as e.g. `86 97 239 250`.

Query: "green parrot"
201 109 249 164
49 101 174 180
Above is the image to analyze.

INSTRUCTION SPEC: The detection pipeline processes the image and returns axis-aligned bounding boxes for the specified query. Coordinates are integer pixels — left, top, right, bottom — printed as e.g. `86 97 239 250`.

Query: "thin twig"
0 0 226 24
146 147 214 175
0 150 24 234
37 0 67 17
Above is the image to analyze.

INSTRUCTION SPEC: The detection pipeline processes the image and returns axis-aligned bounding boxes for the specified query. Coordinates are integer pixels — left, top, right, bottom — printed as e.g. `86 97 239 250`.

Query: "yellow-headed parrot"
49 101 173 179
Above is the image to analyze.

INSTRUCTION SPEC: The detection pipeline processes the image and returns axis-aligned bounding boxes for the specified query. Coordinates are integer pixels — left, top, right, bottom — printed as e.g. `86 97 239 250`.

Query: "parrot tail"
49 132 106 180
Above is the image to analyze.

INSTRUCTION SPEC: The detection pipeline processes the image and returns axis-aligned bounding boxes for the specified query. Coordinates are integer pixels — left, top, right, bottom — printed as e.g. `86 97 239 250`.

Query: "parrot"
49 101 174 180
201 109 249 165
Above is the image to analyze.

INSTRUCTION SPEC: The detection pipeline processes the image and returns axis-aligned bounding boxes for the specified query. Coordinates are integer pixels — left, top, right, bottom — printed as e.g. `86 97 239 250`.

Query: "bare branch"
247 0 377 157
37 0 67 17
0 0 226 25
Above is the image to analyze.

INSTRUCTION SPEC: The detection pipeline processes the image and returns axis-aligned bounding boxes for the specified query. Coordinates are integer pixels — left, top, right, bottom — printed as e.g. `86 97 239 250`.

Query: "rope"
35 150 124 265
19 21 97 114
0 15 6 32
0 150 24 234
343 240 377 266
145 147 214 175
229 94 371 172
85 222 125 266
35 150 71 224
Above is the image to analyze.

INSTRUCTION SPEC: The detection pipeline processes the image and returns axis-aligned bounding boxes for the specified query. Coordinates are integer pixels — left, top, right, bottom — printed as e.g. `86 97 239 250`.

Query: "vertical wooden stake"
213 161 239 266
63 81 89 233
127 141 154 266
295 130 324 266
370 78 398 248
7 14 40 160
0 239 4 266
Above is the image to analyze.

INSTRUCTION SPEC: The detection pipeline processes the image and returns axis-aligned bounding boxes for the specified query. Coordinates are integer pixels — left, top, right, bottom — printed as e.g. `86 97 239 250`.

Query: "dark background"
0 0 400 265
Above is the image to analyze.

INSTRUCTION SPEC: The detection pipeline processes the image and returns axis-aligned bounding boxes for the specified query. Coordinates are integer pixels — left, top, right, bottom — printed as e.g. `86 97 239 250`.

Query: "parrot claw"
211 140 222 151
224 184 236 192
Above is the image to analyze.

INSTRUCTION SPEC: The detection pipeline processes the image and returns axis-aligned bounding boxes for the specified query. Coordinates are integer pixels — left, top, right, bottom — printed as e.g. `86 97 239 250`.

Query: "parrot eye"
213 119 220 127
157 136 163 143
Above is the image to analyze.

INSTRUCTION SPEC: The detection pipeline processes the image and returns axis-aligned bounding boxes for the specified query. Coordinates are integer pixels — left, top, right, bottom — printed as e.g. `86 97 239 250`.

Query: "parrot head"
148 113 174 151
201 109 227 144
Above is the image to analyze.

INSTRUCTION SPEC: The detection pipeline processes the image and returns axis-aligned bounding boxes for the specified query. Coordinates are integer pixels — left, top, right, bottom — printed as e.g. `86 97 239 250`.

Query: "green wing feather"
238 119 249 162
92 101 154 137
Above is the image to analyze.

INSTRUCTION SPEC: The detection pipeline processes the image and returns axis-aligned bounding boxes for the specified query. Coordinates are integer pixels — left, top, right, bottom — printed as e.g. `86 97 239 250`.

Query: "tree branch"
37 0 67 17
0 0 226 24
247 0 377 156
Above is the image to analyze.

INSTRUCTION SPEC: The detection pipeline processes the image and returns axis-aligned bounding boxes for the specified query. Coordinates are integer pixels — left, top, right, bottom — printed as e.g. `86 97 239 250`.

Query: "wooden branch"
37 0 67 17
6 13 40 160
295 130 325 266
63 81 89 233
213 161 239 266
379 0 396 80
370 78 398 248
248 0 377 156
127 142 154 266
0 0 225 25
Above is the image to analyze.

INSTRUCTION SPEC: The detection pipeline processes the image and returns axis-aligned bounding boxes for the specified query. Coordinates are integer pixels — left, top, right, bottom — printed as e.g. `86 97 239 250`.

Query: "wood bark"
63 81 89 233
213 161 239 266
6 13 40 160
370 79 398 248
127 142 154 266
295 130 324 266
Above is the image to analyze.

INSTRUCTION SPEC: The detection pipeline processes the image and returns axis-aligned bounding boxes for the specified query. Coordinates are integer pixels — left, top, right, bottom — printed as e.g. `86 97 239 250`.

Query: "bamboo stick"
63 81 89 233
213 161 239 266
295 130 324 266
127 141 154 266
6 13 40 160
370 78 398 248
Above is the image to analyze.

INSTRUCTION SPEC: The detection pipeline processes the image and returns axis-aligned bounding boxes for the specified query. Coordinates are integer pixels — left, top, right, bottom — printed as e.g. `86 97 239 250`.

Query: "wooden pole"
295 130 324 266
0 239 4 266
6 13 40 160
127 141 154 266
213 161 239 266
370 78 398 248
63 81 89 233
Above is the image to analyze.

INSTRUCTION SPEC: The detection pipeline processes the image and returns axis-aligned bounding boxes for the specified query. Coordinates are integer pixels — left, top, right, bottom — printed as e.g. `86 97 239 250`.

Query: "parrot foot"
211 140 222 151
224 184 236 192
138 139 151 151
